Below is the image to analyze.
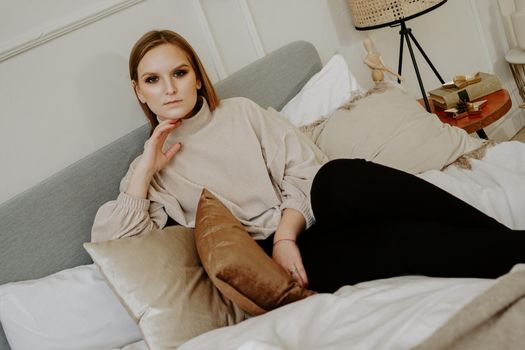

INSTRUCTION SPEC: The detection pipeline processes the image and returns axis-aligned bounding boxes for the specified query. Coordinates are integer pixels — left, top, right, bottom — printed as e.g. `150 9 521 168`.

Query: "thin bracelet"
273 238 296 246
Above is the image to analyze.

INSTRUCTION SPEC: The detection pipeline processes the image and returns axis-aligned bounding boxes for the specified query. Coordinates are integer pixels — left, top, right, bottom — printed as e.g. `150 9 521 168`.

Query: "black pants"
260 159 525 293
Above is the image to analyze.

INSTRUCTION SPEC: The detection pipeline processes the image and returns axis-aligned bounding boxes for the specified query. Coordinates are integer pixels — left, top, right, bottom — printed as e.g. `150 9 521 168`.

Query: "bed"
1 40 524 350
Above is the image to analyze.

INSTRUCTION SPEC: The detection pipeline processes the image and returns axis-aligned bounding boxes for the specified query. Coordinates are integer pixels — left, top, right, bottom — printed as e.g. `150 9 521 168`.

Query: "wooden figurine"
363 37 403 84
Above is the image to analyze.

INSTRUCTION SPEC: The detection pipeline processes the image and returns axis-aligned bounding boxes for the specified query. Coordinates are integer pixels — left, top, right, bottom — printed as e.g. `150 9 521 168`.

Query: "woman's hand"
138 119 183 176
272 240 309 288
126 119 182 198
272 208 308 288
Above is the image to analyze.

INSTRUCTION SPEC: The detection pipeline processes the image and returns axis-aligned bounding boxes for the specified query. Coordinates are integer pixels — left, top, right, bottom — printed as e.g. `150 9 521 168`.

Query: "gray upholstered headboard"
0 40 321 349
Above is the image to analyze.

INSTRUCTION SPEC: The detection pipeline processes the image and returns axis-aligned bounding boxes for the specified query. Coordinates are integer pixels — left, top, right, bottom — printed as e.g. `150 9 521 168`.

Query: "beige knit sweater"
91 97 324 242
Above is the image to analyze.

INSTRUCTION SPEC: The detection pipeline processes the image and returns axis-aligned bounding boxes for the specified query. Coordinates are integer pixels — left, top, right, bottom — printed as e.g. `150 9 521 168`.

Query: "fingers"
145 119 182 156
150 119 181 145
297 264 309 288
154 119 180 135
272 243 309 288
141 119 183 173
290 263 309 288
165 142 182 160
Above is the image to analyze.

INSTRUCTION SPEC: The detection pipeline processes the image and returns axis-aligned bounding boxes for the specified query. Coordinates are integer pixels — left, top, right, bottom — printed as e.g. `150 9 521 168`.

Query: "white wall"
0 0 218 204
1 0 524 205
335 0 525 141
0 0 102 45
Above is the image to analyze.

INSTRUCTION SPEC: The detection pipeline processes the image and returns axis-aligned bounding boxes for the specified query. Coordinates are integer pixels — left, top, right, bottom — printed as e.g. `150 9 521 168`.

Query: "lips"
164 99 182 105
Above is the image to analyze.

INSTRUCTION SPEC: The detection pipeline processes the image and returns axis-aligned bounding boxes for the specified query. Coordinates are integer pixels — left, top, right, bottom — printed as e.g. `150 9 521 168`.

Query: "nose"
164 78 177 95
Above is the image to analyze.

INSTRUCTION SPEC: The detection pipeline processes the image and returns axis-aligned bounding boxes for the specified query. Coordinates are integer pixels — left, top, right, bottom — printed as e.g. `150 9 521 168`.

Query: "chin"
155 113 180 121
158 109 190 121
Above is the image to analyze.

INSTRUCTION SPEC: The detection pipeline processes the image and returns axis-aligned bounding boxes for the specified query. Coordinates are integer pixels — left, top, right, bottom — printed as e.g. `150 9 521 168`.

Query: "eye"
173 69 188 78
144 76 158 84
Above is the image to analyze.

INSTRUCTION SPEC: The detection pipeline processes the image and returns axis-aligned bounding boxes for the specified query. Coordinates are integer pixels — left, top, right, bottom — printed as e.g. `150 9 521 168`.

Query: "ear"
132 81 147 104
196 79 202 90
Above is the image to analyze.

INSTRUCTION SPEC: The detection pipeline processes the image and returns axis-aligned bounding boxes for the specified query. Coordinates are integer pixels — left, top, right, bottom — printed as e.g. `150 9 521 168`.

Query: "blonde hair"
129 30 219 132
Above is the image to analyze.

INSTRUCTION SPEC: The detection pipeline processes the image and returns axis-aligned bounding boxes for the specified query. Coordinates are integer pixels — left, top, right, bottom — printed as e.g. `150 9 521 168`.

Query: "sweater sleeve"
90 158 168 242
258 105 324 229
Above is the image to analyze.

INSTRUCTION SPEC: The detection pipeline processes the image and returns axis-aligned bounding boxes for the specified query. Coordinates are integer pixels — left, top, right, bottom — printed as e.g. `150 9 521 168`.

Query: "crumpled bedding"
415 265 525 350
177 276 493 350
118 141 524 350
417 141 525 229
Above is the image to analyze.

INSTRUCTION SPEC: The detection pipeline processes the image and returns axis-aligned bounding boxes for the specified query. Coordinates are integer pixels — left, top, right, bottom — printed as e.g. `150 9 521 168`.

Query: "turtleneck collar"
163 97 213 143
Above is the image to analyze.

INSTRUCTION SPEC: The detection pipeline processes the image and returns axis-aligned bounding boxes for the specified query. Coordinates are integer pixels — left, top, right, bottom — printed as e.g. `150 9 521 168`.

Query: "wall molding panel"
0 0 145 62
469 0 525 139
468 0 493 72
193 0 228 80
239 0 265 58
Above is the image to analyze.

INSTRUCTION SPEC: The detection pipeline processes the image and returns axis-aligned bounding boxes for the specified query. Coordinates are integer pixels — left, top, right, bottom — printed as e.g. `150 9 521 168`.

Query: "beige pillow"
314 83 485 174
195 189 315 316
83 226 245 349
267 106 329 164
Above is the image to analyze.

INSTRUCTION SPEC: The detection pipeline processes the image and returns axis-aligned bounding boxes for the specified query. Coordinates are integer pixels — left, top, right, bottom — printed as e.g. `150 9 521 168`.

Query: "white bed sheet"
112 341 148 350
177 276 493 350
113 341 148 350
417 141 525 230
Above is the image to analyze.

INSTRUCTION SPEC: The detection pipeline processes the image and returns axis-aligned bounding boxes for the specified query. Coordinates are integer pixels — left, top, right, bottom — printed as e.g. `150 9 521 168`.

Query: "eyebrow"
140 63 190 79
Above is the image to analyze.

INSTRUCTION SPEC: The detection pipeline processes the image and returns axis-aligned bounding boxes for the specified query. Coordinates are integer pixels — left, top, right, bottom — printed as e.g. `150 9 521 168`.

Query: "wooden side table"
421 89 512 139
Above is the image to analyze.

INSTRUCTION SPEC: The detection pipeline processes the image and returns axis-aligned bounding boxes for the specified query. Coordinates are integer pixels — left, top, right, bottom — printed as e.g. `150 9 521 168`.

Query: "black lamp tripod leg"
400 22 431 112
397 31 404 84
407 30 445 84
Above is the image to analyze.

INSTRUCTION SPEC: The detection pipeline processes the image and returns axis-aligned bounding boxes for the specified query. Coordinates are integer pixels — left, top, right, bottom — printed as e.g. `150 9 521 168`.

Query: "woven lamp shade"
347 0 447 30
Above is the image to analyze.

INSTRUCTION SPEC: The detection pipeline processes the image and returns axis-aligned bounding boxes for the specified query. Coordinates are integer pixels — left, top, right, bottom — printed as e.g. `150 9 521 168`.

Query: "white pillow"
0 264 142 350
279 54 362 127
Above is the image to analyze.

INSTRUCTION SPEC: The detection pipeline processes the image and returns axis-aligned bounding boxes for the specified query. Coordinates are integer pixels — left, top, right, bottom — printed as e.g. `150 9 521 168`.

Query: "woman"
92 30 525 293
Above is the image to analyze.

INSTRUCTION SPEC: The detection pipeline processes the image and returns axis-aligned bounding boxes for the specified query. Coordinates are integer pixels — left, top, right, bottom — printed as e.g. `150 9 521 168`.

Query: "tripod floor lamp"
347 0 448 112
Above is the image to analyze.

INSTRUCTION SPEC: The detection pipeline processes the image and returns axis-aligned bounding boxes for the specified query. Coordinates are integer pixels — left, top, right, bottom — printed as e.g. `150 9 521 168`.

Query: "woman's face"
134 43 201 121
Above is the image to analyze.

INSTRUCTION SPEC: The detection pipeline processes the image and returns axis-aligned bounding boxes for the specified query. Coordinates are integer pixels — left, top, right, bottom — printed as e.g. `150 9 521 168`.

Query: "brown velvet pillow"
194 189 315 316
